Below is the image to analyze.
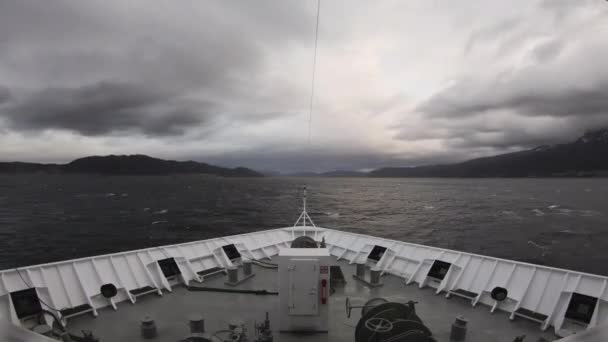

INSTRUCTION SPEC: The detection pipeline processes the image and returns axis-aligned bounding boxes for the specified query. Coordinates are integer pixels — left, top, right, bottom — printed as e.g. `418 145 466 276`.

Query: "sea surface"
0 175 607 275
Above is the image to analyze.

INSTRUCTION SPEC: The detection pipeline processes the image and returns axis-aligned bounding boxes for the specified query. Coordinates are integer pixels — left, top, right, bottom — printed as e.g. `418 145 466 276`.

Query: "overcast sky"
1 0 607 172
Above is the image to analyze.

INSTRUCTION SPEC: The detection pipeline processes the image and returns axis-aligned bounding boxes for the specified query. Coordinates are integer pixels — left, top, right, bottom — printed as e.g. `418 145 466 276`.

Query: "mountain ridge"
0 155 262 177
369 128 608 177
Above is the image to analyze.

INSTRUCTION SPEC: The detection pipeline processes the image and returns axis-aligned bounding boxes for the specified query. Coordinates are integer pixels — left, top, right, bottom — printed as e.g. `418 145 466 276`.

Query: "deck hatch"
565 292 597 324
222 244 241 261
158 257 181 278
367 245 387 262
427 260 451 280
450 289 478 299
10 288 42 319
197 267 226 278
130 286 156 296
514 308 548 322
60 304 93 318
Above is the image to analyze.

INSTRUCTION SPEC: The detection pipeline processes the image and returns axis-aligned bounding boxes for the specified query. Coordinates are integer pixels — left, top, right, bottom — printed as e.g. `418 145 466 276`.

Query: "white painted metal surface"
0 320 57 342
320 228 608 338
1 226 606 340
555 322 608 342
278 247 331 332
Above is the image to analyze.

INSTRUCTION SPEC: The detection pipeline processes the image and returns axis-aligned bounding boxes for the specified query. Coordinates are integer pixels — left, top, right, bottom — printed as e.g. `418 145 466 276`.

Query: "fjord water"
0 175 606 275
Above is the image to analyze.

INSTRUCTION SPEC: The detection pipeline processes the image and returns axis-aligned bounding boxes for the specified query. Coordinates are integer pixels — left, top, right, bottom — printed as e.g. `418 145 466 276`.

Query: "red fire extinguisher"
320 279 328 304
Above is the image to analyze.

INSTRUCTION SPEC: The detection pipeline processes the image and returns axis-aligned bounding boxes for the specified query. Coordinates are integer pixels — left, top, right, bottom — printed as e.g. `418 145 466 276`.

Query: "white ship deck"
2 226 608 341
67 259 556 342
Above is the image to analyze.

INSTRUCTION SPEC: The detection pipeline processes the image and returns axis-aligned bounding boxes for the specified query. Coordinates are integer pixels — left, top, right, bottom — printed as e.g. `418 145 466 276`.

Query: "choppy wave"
532 209 545 216
527 240 550 256
501 210 522 219
555 229 587 236
528 240 549 250
557 208 599 217
534 205 601 218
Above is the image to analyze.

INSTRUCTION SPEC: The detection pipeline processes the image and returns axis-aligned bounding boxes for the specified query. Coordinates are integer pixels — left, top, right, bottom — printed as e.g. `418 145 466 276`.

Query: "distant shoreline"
1 129 607 178
0 155 262 177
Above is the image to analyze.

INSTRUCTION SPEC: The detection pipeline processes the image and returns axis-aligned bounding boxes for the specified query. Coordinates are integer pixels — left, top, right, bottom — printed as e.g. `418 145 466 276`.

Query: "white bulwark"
1 226 607 340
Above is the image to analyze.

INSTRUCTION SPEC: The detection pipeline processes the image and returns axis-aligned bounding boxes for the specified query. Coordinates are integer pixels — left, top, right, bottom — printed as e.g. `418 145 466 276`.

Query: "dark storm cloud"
394 118 566 152
392 0 608 156
0 0 313 133
0 0 313 90
407 79 608 151
2 81 210 136
0 86 10 104
418 81 608 119
410 0 608 153
445 127 563 150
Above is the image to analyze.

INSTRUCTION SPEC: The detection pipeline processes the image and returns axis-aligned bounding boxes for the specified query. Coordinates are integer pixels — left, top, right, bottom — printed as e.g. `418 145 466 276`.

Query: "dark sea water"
0 175 607 275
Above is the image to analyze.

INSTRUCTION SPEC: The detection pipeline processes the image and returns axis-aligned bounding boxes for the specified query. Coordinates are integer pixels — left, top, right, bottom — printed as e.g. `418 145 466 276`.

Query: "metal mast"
293 185 316 228
293 0 320 237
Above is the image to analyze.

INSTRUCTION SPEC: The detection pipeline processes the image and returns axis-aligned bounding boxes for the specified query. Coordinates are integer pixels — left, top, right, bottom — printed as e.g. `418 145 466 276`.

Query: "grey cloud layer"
0 86 10 104
402 0 608 154
1 0 607 171
0 0 317 140
418 81 608 119
2 81 209 136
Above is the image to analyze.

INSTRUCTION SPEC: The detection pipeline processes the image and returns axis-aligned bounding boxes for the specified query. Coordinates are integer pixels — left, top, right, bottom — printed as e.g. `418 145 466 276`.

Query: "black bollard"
450 316 467 341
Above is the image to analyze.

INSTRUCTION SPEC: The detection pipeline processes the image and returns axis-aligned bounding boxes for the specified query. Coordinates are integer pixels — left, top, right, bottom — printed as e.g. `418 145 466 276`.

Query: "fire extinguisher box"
277 247 332 333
